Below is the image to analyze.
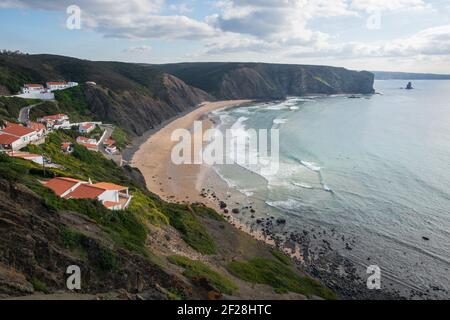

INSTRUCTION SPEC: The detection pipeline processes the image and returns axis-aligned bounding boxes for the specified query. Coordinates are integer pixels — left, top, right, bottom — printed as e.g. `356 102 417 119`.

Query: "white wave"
273 118 288 125
266 199 303 211
293 182 313 189
289 106 299 110
301 160 321 172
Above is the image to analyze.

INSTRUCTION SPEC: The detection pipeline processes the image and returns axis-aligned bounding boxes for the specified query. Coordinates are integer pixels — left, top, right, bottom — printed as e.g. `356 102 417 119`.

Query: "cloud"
287 25 450 59
1 0 217 40
350 0 431 12
123 45 152 53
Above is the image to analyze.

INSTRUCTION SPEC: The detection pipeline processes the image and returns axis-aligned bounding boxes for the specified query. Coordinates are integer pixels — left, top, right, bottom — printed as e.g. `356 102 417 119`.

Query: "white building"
45 177 132 210
21 84 44 94
46 81 78 92
79 123 95 134
0 123 37 151
37 114 70 129
76 136 99 151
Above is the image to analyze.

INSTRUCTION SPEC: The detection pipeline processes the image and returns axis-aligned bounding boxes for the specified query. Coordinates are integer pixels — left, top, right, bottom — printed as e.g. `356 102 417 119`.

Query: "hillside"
0 53 211 136
0 53 377 300
1 54 375 135
0 130 336 300
156 62 375 99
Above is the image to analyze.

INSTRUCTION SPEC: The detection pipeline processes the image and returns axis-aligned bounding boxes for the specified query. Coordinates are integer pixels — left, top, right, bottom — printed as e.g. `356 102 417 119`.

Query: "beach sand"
131 100 251 205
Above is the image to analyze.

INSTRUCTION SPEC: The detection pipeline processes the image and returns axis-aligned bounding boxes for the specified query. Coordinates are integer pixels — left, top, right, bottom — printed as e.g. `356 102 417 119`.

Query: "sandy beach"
131 100 252 205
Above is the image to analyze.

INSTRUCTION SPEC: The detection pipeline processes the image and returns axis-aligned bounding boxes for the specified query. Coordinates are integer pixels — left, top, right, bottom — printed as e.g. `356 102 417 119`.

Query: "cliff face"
82 75 212 136
0 54 212 136
159 62 375 100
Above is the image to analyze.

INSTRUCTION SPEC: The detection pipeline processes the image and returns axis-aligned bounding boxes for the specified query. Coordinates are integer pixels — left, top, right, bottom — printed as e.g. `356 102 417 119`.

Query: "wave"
300 160 321 172
266 199 304 211
292 182 313 189
273 118 288 125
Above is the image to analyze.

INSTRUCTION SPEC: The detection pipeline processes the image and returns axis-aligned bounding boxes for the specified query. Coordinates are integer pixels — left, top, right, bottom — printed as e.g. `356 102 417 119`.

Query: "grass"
110 127 131 150
271 249 292 266
227 257 336 299
29 277 50 294
168 255 237 295
0 96 39 123
162 203 217 255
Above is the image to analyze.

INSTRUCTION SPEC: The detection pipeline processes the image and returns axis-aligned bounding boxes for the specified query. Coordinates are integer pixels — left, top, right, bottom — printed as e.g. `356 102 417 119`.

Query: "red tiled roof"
24 84 43 88
80 123 94 129
93 182 128 191
45 177 83 196
0 134 19 144
42 114 68 121
64 184 105 200
0 124 35 137
103 138 115 146
80 143 98 149
28 122 46 131
47 82 67 86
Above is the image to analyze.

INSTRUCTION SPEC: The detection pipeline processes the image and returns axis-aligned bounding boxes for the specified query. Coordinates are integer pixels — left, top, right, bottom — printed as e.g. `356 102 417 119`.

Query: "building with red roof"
44 177 132 210
0 123 38 150
21 84 44 94
79 123 95 134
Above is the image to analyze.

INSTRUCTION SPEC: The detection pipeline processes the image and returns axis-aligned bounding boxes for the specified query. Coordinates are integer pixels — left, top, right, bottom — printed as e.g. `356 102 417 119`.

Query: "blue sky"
1 0 449 73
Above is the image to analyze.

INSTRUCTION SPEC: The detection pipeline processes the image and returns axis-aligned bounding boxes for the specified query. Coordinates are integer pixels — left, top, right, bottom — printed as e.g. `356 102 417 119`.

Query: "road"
18 103 42 123
98 124 123 166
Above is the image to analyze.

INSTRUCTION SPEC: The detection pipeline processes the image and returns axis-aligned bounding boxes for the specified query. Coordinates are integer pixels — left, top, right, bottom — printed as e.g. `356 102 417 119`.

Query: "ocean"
210 80 450 298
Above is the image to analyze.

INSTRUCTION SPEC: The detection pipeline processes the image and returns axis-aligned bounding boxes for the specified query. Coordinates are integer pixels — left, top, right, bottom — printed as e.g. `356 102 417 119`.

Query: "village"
0 81 131 211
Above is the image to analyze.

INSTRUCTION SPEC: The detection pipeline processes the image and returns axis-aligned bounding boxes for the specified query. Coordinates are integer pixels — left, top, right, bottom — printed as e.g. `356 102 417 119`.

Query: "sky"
0 0 450 73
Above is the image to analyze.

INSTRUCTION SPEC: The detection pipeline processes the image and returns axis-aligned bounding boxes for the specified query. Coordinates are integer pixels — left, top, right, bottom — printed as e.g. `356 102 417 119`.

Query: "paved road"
18 103 42 123
99 124 123 166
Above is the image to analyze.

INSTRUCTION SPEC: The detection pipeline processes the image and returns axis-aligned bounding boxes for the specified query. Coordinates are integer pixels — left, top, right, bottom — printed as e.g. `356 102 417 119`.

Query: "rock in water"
406 82 413 90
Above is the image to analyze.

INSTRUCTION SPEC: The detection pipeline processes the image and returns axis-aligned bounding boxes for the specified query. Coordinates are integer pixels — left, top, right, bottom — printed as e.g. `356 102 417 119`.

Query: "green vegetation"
271 249 292 266
110 127 130 150
29 85 93 122
3 130 217 256
168 255 237 295
227 257 336 299
0 96 39 123
29 277 49 294
191 204 225 222
314 76 332 87
163 203 217 255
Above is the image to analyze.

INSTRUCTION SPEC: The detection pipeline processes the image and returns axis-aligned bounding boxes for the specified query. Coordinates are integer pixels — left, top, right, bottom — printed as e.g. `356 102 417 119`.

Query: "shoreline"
130 98 403 300
130 100 252 204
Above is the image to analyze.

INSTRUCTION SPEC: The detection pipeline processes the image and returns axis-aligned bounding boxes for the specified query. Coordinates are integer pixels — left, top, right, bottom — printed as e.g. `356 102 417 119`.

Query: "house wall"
97 190 119 203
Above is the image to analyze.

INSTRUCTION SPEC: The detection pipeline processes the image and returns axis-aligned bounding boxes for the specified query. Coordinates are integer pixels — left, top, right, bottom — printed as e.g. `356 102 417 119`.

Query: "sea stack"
406 82 413 90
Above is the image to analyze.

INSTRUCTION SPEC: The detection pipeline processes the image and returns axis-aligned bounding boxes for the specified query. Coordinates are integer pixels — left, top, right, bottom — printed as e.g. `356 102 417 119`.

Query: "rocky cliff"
1 54 374 136
158 62 375 100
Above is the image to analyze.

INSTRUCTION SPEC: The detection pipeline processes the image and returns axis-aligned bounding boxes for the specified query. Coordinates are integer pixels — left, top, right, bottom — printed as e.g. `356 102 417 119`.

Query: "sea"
209 80 450 298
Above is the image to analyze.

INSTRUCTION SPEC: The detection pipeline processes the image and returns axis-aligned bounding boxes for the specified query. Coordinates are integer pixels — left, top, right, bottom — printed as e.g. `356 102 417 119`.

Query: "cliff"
157 62 375 99
0 54 374 136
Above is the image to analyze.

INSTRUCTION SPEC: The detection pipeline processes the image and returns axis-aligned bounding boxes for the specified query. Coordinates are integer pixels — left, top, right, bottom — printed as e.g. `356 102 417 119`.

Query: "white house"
7 151 44 165
21 84 44 94
46 81 78 92
27 122 47 140
76 136 99 151
38 114 70 129
79 123 95 134
0 123 37 150
45 177 132 210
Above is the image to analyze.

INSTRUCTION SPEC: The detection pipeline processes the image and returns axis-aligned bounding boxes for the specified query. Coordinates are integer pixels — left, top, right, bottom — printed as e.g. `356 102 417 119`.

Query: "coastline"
130 98 402 300
130 100 251 204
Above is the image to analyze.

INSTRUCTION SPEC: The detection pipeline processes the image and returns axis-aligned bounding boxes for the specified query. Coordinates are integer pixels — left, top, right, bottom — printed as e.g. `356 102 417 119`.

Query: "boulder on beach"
232 208 240 214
